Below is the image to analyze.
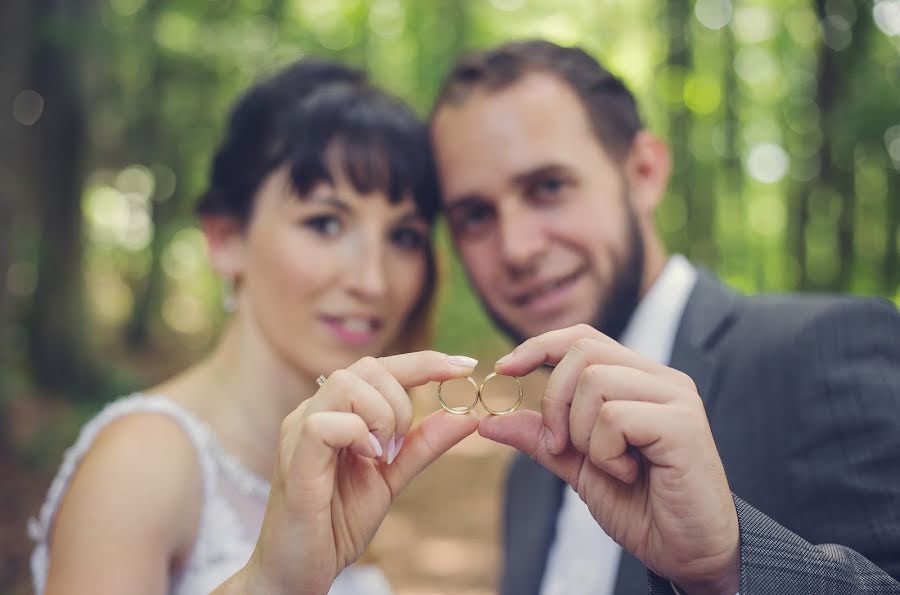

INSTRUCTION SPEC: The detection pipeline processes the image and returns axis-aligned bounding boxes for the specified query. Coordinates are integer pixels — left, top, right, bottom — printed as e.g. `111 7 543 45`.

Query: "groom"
429 40 900 594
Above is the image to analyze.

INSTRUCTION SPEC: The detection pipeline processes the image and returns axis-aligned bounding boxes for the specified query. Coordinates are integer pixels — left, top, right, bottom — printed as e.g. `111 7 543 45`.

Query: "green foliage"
5 0 900 402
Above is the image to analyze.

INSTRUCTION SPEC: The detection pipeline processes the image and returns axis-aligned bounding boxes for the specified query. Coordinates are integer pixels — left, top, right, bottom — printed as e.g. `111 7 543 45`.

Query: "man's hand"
480 324 740 595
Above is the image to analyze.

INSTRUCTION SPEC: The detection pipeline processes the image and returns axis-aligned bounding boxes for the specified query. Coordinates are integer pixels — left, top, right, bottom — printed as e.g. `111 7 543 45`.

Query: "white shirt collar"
618 254 697 366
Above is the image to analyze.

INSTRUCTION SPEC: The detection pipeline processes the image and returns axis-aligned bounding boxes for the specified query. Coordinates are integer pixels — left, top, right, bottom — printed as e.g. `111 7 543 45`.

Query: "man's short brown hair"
432 39 643 161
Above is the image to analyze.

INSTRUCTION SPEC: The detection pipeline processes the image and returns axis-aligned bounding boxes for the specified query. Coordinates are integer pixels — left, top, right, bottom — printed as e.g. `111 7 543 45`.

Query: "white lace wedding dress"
29 394 392 595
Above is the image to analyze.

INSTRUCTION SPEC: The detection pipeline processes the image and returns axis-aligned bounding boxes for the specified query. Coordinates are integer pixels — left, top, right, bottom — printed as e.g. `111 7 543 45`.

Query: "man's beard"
475 196 645 345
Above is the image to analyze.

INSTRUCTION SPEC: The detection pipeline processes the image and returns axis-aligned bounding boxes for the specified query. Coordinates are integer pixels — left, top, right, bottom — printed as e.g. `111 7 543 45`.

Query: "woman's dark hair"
196 58 440 225
197 58 440 352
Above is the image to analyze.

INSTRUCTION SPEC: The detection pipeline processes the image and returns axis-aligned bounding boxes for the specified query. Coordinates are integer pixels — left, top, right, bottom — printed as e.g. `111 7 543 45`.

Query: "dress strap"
28 394 217 582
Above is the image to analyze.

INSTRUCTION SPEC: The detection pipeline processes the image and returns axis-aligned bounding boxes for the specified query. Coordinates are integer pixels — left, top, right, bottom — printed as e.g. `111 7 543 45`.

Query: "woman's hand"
240 351 480 595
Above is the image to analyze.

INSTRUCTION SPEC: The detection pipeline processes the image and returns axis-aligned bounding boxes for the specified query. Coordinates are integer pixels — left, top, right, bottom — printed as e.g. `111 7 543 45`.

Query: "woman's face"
228 166 430 379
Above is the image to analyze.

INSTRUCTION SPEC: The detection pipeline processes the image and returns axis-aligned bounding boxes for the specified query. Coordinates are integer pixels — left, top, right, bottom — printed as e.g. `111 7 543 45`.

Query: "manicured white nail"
448 355 479 368
386 437 397 465
496 352 513 366
393 436 405 462
368 432 383 458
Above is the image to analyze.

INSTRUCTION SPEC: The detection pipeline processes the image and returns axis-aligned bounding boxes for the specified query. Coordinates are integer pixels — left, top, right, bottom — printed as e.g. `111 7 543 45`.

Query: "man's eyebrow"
511 163 572 187
445 195 489 215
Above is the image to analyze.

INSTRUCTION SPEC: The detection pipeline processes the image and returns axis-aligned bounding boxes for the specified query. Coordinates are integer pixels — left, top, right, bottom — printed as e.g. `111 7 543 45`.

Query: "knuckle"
299 412 326 440
357 356 379 372
597 401 620 427
575 323 596 336
329 368 355 387
671 369 697 392
588 440 608 467
581 363 604 385
279 413 296 440
569 420 589 451
572 337 595 353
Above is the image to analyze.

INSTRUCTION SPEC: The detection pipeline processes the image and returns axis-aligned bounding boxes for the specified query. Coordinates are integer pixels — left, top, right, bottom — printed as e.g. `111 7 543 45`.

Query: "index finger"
377 351 479 388
494 324 617 376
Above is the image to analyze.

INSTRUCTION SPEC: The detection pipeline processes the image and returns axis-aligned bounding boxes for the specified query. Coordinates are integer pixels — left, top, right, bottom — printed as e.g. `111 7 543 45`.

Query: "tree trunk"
24 0 102 396
665 0 694 256
885 169 899 295
123 0 166 348
0 0 31 437
806 0 870 291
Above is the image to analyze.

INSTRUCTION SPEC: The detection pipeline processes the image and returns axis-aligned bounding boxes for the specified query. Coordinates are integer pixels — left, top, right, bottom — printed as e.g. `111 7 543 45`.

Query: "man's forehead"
437 72 583 128
433 74 596 201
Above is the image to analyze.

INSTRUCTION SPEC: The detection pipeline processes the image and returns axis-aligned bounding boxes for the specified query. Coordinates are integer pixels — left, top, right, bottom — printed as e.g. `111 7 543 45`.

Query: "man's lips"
508 266 588 307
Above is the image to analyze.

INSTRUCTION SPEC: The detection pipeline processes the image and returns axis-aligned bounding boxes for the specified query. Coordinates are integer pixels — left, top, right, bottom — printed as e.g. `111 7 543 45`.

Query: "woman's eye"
303 215 342 237
391 227 427 251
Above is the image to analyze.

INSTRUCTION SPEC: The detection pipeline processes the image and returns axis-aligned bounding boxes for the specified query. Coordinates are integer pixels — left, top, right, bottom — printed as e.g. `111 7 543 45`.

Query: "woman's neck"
165 311 317 480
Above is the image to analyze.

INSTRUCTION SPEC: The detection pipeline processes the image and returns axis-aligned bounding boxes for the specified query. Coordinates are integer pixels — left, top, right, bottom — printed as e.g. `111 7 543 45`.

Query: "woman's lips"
320 315 382 346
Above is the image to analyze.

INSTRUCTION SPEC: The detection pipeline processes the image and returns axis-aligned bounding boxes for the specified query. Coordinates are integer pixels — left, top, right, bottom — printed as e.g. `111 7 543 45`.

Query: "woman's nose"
345 239 387 299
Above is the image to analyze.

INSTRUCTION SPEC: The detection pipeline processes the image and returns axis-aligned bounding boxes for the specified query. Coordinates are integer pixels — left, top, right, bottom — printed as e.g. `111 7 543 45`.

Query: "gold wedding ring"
437 374 523 416
437 375 480 414
479 372 524 415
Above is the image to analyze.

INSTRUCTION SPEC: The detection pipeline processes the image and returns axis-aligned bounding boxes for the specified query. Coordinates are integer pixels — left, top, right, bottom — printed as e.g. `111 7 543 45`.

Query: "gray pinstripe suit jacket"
498 270 900 595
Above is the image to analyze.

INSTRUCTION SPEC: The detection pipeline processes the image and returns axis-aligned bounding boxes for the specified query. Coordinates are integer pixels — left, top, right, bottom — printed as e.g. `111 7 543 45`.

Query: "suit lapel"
612 269 739 594
667 268 739 408
502 455 566 595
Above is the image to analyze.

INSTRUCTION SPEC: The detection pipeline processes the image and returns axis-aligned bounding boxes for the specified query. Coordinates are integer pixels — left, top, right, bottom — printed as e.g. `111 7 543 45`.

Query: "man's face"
432 73 644 342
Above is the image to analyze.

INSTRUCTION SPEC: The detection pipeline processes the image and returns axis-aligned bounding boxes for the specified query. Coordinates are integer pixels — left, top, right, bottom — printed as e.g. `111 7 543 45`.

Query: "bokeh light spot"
13 90 44 126
489 0 526 11
684 74 721 115
746 143 789 184
732 5 775 43
695 0 733 30
874 0 900 36
110 0 146 17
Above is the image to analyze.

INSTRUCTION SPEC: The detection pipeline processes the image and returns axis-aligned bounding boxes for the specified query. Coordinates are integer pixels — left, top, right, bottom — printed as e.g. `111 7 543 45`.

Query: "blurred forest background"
2 0 899 593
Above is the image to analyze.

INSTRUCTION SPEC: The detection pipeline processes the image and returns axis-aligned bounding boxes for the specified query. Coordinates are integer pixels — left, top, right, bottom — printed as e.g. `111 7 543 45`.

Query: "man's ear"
624 130 671 217
200 215 246 280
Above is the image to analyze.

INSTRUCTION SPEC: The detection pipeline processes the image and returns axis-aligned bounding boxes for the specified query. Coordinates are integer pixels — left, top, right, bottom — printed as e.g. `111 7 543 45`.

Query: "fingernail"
543 428 556 453
368 432 383 458
393 436 405 462
448 355 479 368
496 352 513 366
386 437 398 465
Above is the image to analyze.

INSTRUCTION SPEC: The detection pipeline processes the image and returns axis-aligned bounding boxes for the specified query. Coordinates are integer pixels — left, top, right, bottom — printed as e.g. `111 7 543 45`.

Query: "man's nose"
498 202 547 277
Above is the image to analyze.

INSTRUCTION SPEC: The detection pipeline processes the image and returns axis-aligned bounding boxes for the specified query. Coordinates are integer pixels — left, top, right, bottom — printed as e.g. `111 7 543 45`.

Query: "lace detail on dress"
29 393 392 595
28 394 219 594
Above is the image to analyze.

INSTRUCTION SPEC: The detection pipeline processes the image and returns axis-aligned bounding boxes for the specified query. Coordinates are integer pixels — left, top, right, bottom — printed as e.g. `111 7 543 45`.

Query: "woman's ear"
624 130 671 217
200 215 246 280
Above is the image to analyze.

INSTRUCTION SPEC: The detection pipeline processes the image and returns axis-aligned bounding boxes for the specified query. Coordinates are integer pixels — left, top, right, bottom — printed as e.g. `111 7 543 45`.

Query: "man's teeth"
526 276 572 301
341 318 375 332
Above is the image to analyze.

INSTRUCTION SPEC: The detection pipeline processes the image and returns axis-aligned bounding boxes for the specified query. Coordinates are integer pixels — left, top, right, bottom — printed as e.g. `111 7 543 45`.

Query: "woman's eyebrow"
394 210 428 225
307 193 351 213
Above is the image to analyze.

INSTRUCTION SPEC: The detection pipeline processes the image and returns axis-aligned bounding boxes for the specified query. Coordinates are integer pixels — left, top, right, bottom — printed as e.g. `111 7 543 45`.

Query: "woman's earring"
222 277 237 313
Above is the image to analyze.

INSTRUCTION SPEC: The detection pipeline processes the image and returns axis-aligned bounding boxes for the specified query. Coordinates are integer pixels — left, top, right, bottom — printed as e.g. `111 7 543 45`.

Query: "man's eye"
302 215 342 237
453 205 494 235
391 227 427 251
530 177 568 202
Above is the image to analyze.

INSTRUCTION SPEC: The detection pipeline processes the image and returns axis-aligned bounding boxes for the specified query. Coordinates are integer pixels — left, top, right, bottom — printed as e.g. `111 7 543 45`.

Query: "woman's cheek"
393 258 426 313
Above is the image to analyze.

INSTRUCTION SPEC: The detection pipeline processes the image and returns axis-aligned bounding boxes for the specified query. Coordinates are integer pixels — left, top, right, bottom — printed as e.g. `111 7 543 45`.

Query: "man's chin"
498 310 593 342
